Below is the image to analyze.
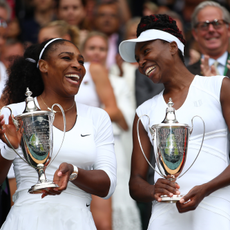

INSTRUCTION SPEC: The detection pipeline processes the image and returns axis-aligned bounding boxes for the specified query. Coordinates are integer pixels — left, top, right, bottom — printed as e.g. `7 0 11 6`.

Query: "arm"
176 77 230 212
90 63 128 130
115 54 124 77
129 114 179 202
0 114 21 184
42 110 117 199
41 163 111 199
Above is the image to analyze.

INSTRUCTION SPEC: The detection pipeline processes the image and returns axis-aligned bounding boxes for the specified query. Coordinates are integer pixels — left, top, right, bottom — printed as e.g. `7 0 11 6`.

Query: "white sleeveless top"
136 75 230 230
75 62 101 107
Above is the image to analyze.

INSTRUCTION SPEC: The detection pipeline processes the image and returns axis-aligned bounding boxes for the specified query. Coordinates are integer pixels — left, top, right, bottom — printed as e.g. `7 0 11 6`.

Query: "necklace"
40 96 75 113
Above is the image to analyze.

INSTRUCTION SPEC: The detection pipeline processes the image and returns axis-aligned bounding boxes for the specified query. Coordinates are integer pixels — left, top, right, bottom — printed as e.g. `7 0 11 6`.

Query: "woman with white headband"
0 38 117 230
119 14 230 229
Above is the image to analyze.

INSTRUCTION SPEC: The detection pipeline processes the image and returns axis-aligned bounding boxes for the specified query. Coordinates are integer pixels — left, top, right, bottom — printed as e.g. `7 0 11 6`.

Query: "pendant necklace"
40 96 75 113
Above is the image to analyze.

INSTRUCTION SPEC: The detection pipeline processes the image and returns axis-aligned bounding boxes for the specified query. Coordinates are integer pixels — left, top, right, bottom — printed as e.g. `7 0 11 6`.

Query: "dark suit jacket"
135 69 164 108
187 55 230 77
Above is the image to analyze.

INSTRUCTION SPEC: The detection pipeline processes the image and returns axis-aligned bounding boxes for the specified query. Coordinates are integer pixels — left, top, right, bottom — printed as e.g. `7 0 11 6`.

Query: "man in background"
187 1 230 77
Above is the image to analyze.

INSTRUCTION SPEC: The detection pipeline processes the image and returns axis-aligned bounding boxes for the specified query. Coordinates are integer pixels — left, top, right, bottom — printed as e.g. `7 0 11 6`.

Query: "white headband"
37 38 63 68
119 29 185 63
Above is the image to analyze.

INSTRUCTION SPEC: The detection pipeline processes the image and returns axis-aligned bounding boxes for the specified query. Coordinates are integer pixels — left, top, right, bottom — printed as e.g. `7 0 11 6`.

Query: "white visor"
119 29 185 63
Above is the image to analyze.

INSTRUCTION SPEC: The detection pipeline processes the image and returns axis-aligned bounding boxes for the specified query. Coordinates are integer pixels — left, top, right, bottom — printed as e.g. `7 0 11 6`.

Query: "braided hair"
1 39 70 105
137 14 186 62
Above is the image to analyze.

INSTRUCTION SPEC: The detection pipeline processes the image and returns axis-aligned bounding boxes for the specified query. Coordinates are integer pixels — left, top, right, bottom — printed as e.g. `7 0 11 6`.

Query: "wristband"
69 165 78 181
1 144 19 160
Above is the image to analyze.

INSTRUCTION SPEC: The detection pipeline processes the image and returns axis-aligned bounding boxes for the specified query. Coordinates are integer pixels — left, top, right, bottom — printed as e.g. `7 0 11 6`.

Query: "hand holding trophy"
137 98 205 203
1 88 66 194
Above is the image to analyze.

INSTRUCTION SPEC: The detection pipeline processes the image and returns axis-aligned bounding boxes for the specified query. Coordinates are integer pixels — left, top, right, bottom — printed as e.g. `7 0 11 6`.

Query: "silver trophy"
137 98 205 203
1 88 66 194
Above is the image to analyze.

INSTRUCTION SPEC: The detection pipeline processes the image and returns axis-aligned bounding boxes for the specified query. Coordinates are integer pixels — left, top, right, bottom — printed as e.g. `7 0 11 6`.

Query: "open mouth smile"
145 66 156 76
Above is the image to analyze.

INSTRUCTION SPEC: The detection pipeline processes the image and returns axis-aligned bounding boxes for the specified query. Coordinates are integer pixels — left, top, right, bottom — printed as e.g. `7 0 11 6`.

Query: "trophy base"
28 181 59 194
160 195 182 203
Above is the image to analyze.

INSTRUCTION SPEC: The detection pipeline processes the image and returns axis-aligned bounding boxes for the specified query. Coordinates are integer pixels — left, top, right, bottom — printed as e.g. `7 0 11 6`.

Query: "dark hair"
136 14 186 62
2 38 71 105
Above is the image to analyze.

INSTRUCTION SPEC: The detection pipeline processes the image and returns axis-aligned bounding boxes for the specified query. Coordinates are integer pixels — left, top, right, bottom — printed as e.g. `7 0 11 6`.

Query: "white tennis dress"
136 75 230 230
0 100 117 230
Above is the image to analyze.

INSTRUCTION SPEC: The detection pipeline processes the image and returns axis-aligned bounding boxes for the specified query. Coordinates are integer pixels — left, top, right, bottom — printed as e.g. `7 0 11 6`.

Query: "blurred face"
82 35 108 64
1 43 24 68
94 4 120 36
192 6 230 58
41 41 86 96
58 0 86 26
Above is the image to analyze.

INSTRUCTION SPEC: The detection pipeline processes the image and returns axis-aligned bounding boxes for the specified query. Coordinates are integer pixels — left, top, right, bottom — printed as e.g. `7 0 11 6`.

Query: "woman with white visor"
119 14 230 230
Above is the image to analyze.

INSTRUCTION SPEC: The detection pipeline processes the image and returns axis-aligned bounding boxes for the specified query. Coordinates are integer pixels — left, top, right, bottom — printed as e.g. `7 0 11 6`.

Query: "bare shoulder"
220 77 230 102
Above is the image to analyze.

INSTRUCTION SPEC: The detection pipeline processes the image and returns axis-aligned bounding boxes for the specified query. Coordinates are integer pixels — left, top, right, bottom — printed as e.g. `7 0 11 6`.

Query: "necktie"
213 61 220 75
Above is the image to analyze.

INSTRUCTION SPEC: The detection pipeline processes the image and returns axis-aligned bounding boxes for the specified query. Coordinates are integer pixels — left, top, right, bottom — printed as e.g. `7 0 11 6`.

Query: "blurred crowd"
1 0 230 230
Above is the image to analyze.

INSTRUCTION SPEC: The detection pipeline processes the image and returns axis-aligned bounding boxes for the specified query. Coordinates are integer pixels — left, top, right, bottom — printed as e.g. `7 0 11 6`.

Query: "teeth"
65 74 80 80
145 66 156 76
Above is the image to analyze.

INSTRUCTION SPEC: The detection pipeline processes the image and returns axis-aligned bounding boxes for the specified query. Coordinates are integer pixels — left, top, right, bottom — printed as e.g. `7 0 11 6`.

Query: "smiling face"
82 35 108 65
135 39 172 83
40 41 86 96
192 6 230 59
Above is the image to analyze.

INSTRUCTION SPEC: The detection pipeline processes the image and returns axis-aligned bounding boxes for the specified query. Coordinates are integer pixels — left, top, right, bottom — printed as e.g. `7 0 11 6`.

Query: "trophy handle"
137 115 164 178
178 115 205 178
47 103 66 166
0 106 33 166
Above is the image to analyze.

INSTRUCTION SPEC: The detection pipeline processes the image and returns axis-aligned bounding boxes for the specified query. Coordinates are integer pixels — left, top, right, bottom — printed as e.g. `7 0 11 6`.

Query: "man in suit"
187 1 230 77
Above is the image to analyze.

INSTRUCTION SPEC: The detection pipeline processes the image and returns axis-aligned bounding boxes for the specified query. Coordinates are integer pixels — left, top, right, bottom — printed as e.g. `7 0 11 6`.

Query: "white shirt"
206 51 228 75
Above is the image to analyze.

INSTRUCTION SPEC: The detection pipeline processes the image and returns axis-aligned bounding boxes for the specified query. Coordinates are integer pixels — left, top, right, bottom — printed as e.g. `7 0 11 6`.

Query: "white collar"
206 51 228 66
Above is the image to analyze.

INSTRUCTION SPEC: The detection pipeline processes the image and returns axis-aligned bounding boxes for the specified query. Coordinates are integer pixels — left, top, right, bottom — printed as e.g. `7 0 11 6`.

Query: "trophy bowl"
152 123 190 202
1 88 66 194
137 98 205 203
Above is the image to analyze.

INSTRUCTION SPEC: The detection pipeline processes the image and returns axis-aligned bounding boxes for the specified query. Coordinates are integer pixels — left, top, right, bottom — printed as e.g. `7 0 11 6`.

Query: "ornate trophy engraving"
137 98 205 203
1 88 66 194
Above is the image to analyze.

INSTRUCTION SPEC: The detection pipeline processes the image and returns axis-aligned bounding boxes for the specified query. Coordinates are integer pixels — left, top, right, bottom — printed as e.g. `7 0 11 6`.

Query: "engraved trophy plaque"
1 88 66 194
137 98 205 203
